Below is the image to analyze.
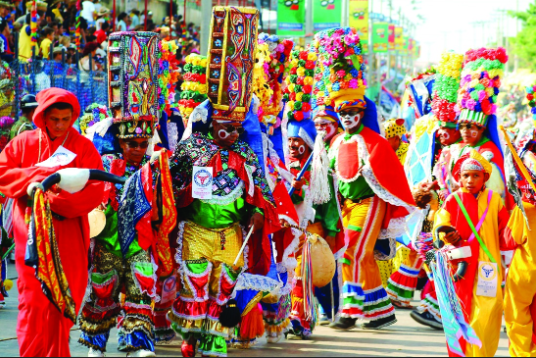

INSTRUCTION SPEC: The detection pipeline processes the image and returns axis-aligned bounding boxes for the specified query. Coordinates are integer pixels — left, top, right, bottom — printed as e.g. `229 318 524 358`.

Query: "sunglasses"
223 125 245 135
126 141 150 149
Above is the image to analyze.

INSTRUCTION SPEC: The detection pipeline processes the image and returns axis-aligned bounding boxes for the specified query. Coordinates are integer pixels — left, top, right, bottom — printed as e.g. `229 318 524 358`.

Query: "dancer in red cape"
0 88 104 357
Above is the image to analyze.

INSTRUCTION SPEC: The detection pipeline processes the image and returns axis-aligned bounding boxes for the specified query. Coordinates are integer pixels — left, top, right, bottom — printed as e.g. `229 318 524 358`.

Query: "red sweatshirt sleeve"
0 134 57 199
47 140 104 218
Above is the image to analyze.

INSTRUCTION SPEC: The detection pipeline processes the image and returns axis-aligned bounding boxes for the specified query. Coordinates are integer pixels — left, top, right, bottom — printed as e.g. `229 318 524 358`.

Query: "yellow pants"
340 197 395 320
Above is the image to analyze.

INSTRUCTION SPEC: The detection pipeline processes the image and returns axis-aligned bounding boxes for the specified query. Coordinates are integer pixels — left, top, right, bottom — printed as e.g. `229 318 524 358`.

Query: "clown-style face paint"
438 126 462 147
339 108 364 133
212 121 243 148
459 121 486 147
288 136 310 160
315 119 338 142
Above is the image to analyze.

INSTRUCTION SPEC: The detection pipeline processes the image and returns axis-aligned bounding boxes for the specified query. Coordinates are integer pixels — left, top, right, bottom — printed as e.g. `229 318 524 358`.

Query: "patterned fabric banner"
313 0 342 33
388 24 395 51
348 0 369 53
372 22 389 53
394 26 404 51
277 0 306 36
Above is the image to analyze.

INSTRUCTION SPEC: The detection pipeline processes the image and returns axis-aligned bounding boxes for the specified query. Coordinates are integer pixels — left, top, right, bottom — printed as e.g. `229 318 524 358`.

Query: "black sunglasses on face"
126 141 150 149
223 125 245 135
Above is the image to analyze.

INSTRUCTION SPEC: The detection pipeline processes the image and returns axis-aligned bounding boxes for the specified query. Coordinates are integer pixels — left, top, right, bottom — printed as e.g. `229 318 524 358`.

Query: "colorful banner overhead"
388 24 395 51
313 0 342 32
348 0 369 53
403 35 409 54
394 26 403 51
277 0 306 36
372 22 389 53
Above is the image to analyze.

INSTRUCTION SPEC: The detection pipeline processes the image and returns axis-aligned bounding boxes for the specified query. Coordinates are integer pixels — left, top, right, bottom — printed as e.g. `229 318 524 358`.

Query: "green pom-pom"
290 75 298 84
294 85 303 93
294 101 303 111
302 94 311 102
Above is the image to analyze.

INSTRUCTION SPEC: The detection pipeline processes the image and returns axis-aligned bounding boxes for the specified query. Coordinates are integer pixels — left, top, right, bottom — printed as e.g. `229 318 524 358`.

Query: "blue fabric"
399 265 420 276
361 97 381 134
80 331 110 351
342 282 364 297
118 329 155 352
287 119 317 147
485 115 504 158
240 105 265 175
362 285 389 304
191 99 213 134
158 111 169 150
117 170 151 256
314 269 340 319
93 124 121 156
270 126 285 165
235 289 259 314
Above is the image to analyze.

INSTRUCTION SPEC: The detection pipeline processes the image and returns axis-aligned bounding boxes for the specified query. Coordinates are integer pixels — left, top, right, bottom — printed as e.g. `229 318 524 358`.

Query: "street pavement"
0 262 510 357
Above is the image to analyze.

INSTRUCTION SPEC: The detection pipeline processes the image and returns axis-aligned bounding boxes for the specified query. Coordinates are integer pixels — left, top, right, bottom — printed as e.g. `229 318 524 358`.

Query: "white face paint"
298 145 306 155
470 130 479 138
340 111 363 130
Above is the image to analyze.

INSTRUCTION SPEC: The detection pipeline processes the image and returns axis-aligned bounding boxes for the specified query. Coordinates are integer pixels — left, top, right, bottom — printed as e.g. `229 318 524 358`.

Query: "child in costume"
504 127 536 356
449 47 514 210
315 28 415 331
433 150 514 357
167 7 280 358
78 32 176 358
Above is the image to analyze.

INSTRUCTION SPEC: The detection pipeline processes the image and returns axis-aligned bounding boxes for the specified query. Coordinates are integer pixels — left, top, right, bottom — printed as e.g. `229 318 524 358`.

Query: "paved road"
0 262 510 357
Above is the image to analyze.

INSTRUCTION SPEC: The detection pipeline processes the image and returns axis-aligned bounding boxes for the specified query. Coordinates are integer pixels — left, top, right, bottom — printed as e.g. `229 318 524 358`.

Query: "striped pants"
340 196 395 321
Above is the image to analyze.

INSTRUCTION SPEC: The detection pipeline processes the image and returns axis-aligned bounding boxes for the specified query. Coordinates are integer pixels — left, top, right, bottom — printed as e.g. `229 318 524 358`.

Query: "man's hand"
249 212 264 233
291 178 305 192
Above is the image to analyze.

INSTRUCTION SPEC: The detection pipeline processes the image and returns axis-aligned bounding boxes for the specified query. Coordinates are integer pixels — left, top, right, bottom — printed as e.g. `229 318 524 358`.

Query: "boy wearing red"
0 88 104 357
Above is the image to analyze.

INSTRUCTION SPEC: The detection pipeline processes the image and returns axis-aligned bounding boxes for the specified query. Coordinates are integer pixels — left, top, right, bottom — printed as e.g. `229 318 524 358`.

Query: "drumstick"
233 226 255 267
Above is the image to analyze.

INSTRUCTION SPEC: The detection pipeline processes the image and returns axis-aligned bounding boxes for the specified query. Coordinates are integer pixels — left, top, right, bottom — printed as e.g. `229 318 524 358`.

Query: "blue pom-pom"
494 88 499 95
489 96 494 104
531 107 536 115
480 72 486 79
527 87 534 94
474 103 482 112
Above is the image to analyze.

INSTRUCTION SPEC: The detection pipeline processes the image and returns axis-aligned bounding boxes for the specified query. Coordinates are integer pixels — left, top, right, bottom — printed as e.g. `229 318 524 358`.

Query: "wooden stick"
233 226 255 266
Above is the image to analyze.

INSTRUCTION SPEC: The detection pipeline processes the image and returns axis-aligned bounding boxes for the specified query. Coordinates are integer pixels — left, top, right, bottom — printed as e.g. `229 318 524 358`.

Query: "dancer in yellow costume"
504 135 536 357
317 28 416 331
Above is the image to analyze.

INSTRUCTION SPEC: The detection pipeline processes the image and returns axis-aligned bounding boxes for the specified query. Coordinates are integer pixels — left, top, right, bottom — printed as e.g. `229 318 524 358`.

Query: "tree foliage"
509 1 536 71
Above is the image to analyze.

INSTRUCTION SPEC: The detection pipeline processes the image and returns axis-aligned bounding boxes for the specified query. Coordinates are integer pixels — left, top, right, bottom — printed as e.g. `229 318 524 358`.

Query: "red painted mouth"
327 4 335 9
291 4 299 10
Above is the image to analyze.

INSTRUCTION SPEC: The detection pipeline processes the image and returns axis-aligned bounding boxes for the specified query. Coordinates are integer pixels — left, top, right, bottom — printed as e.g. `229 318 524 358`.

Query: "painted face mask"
339 110 363 130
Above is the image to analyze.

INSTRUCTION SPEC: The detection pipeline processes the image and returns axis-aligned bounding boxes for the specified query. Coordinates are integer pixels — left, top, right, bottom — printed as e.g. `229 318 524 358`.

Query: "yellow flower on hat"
288 101 295 110
199 84 208 95
308 53 317 61
297 68 306 77
296 92 303 101
288 83 296 93
304 76 314 86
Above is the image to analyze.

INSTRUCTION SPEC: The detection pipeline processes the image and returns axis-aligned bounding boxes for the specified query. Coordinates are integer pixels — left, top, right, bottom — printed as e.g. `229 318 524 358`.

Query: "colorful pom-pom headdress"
384 118 406 139
107 31 160 139
284 49 317 122
526 85 536 123
457 47 508 128
311 38 339 126
432 52 463 128
205 6 259 123
314 27 366 113
255 34 294 129
178 53 208 125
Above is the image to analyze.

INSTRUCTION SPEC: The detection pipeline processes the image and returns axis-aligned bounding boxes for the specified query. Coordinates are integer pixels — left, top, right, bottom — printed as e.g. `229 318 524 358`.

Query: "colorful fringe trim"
417 293 441 321
341 283 395 320
386 263 421 305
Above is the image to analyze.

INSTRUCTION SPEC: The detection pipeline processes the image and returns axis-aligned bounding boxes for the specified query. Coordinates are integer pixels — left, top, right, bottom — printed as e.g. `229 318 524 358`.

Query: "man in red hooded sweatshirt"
0 88 104 357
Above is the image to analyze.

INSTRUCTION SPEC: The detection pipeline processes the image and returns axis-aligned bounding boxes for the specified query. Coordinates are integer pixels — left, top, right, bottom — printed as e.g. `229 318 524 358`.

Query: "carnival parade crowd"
2 5 536 358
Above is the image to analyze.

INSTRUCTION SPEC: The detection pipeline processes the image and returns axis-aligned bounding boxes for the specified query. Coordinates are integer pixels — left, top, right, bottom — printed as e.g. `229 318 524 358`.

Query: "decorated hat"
384 118 406 139
158 40 181 115
178 53 208 125
26 1 47 10
205 6 259 122
253 40 274 122
284 48 317 122
453 149 492 180
107 31 160 139
432 52 463 128
457 47 508 128
80 103 112 136
408 67 436 118
257 34 294 125
525 85 536 122
314 27 365 113
311 39 339 125
287 117 318 150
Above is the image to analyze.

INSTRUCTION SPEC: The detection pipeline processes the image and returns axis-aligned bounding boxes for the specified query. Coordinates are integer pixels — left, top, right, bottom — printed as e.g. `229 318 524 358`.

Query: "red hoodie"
0 88 104 357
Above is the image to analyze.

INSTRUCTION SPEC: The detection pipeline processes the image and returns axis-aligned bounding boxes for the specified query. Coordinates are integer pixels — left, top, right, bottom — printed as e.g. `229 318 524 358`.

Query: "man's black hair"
44 102 73 115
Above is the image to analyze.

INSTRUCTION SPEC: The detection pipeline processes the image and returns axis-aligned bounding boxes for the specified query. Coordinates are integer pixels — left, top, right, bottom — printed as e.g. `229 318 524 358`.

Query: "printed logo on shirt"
194 169 212 187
